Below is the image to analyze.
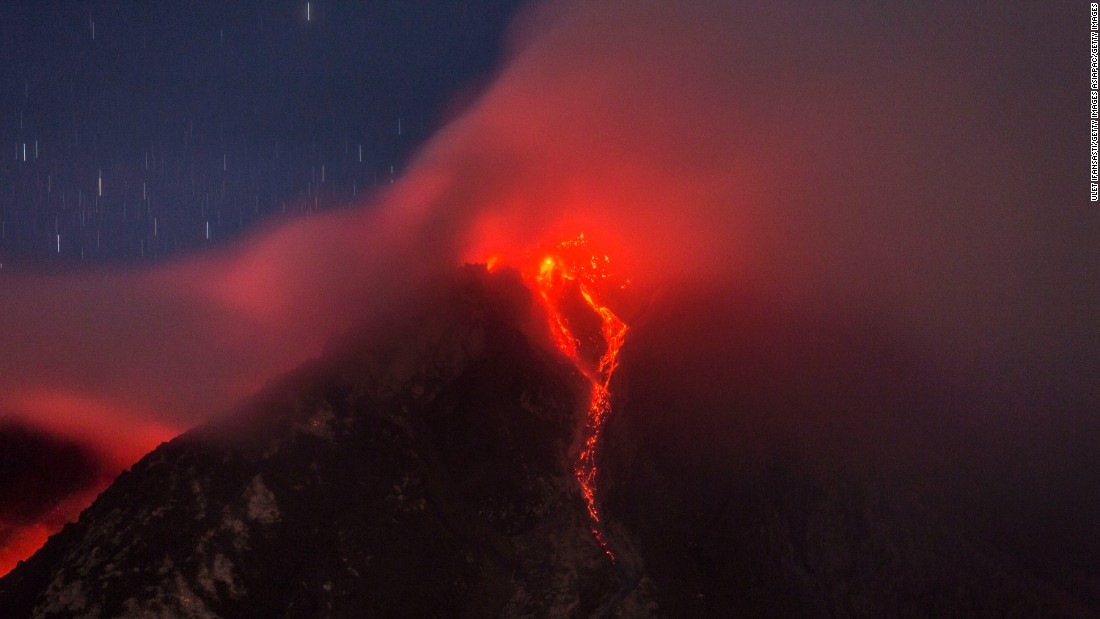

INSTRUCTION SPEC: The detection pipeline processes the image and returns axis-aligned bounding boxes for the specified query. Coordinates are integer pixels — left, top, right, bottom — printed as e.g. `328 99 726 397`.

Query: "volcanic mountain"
0 265 1095 618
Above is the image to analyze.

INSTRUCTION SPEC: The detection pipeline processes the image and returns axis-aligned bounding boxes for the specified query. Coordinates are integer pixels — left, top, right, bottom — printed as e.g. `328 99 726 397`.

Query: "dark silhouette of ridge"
1 267 1095 618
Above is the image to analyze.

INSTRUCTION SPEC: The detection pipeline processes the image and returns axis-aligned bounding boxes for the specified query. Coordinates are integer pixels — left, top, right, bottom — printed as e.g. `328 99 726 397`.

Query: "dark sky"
0 0 1095 592
0 1 522 268
0 0 527 575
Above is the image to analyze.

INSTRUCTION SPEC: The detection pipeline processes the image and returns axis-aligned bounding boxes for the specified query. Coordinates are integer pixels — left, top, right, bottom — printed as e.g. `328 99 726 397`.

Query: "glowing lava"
528 235 628 560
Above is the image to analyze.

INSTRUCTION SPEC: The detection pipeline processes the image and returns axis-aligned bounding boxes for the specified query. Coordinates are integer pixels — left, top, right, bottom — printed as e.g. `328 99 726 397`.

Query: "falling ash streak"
530 237 628 562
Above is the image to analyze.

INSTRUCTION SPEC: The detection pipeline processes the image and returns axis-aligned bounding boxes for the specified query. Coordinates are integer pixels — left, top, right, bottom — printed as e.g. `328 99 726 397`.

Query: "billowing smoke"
0 161 458 574
1 0 1094 577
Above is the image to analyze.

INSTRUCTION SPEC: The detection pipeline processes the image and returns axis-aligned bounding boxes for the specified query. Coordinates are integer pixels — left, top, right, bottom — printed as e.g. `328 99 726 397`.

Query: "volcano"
0 265 638 618
0 264 1095 618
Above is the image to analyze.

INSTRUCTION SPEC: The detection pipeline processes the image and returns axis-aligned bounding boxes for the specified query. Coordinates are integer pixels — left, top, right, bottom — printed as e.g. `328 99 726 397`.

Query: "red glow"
511 234 628 561
0 525 51 578
0 484 108 577
0 393 179 577
7 390 180 471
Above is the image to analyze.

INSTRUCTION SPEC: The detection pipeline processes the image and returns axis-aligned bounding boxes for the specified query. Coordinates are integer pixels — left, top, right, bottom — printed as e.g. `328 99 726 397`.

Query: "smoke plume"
1 0 1094 578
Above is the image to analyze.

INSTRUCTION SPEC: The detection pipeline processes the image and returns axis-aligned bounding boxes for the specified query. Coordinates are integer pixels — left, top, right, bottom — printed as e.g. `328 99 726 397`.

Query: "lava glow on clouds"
0 0 1096 576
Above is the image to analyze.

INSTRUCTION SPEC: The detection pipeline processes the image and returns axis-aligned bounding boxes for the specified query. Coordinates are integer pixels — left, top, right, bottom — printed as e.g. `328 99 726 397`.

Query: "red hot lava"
504 234 628 561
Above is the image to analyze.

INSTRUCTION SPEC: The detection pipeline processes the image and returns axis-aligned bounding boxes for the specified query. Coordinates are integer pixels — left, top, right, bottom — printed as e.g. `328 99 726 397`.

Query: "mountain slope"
2 267 1096 618
0 267 632 618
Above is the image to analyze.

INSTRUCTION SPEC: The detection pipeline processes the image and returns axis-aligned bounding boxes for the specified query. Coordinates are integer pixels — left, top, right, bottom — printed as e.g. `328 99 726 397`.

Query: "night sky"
0 0 1096 599
0 0 527 574
0 1 521 268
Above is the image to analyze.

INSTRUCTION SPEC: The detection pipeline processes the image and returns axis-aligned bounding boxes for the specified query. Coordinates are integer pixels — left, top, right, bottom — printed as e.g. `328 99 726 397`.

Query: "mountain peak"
0 266 637 617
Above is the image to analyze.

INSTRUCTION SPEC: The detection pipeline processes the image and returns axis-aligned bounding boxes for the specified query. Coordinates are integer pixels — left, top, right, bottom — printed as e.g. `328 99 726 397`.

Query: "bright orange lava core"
511 234 628 561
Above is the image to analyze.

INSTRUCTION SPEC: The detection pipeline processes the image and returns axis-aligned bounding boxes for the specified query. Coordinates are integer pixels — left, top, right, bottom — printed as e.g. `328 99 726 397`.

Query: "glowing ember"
527 234 628 561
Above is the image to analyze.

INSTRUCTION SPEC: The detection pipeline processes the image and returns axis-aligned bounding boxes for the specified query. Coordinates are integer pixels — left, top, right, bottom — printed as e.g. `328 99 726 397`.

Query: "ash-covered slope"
0 267 631 618
2 266 1096 618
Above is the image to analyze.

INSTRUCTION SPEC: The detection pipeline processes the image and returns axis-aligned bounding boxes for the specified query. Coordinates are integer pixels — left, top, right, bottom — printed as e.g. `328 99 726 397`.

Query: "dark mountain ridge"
0 267 632 617
1 266 1095 617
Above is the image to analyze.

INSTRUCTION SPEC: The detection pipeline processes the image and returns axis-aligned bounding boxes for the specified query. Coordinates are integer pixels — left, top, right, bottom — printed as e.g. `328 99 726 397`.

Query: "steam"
0 0 1093 577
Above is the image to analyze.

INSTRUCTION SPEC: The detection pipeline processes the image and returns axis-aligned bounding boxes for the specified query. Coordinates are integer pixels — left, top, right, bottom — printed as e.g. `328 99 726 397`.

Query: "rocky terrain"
0 268 635 617
0 266 1096 617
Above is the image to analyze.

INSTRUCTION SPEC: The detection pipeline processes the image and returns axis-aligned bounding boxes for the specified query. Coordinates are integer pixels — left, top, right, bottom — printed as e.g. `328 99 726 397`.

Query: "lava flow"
527 235 628 561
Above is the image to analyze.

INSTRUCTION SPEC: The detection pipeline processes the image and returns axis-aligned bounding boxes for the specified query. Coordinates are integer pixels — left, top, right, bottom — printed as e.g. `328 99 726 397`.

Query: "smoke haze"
1 0 1094 579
